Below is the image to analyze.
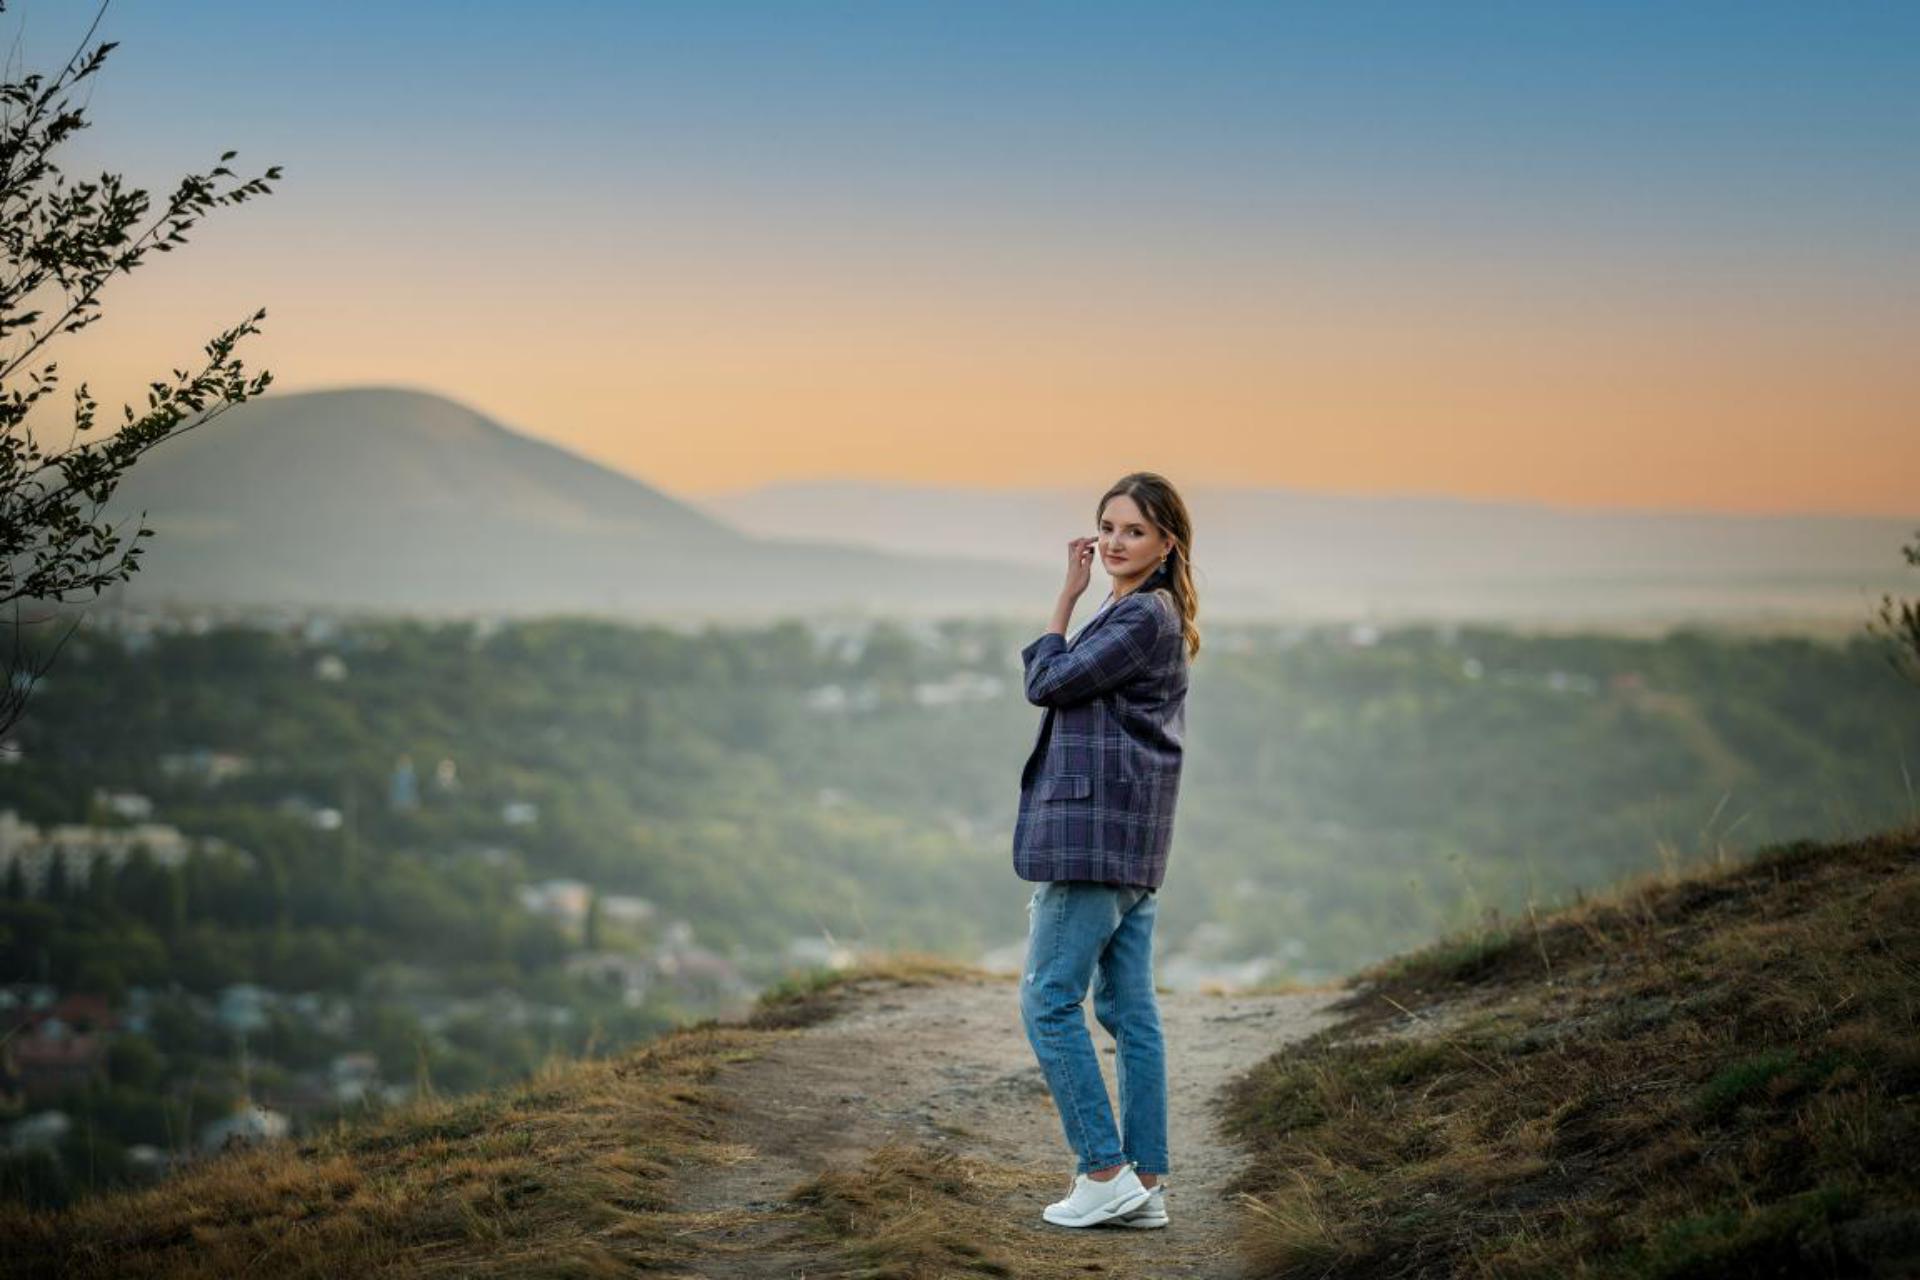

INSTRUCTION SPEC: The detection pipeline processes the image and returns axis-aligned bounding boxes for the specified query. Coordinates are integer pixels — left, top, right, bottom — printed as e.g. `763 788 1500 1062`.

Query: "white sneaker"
1114 1181 1167 1228
1042 1164 1152 1227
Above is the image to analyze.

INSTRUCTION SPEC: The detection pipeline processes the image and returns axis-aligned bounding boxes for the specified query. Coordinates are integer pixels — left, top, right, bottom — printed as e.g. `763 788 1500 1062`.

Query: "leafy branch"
1868 530 1920 687
0 0 281 741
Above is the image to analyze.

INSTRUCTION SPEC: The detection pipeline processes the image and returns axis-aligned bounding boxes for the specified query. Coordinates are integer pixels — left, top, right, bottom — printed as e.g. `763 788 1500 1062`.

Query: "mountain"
95 387 1052 621
87 385 1915 627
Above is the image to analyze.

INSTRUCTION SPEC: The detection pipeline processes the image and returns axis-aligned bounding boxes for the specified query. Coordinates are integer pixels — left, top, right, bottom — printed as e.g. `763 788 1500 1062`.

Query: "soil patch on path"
663 970 1345 1278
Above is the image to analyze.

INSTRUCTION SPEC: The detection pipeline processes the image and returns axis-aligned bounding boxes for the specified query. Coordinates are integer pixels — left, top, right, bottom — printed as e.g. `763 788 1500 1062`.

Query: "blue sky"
14 1 1919 512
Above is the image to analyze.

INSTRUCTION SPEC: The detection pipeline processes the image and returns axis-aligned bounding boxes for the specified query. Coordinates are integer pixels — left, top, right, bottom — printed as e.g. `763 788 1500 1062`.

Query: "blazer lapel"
1067 593 1124 650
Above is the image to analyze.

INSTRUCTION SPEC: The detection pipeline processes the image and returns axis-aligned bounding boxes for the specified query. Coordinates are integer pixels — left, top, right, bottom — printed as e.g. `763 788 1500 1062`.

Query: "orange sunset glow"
27 0 1919 517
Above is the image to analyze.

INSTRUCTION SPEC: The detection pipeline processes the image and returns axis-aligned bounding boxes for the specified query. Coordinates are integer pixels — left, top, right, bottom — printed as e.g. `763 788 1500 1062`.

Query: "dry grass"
788 1143 1027 1278
747 950 1006 1030
1229 975 1350 998
787 1141 1163 1279
1218 821 1920 1279
0 952 1003 1278
0 1020 780 1278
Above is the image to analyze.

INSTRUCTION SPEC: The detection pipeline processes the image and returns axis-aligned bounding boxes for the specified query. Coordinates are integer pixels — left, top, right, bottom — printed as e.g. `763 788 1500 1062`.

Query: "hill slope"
5 825 1915 1278
83 384 1913 627
94 386 1050 619
0 954 1344 1278
1222 822 1920 1278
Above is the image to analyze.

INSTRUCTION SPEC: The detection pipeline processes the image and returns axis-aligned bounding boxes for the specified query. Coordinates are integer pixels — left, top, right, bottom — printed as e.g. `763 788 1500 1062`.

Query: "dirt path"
665 971 1347 1277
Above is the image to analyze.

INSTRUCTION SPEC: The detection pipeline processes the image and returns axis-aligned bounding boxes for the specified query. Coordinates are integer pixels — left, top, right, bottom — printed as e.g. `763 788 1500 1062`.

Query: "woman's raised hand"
1061 535 1096 600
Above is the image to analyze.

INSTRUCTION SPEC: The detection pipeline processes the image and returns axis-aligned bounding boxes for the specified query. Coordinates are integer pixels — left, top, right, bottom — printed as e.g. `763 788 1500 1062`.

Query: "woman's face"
1098 494 1172 580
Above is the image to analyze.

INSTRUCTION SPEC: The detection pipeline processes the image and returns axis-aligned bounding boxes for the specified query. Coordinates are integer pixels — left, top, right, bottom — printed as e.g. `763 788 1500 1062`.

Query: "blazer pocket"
1038 773 1092 801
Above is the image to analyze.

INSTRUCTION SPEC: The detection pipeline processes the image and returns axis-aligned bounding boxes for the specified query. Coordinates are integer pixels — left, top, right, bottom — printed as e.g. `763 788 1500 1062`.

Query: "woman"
1013 471 1199 1230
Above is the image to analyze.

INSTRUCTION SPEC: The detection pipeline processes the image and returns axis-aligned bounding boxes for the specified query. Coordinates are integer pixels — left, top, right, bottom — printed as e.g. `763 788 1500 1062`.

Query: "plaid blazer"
1012 586 1189 888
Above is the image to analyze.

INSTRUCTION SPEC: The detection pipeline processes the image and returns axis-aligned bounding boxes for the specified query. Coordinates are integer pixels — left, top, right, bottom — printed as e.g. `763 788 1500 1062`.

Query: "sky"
14 1 1919 516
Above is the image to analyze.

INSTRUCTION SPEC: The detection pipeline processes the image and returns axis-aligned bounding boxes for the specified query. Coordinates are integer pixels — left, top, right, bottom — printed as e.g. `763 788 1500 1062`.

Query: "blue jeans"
1019 880 1169 1177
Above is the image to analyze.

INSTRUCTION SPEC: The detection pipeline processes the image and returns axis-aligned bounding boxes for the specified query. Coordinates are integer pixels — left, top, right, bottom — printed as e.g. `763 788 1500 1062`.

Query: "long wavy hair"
1097 472 1201 662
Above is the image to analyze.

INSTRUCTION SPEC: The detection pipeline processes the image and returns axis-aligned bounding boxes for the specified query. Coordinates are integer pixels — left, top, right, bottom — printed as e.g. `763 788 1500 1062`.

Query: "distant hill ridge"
87 383 1913 626
112 386 740 542
98 386 1044 619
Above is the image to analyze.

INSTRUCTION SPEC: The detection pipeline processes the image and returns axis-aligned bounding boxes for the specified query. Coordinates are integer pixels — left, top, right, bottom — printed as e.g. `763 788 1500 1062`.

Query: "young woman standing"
1012 472 1199 1229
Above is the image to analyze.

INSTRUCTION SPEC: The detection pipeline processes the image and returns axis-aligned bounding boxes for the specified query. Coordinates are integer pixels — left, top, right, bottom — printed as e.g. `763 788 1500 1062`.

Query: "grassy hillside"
6 826 1915 1278
1220 821 1920 1278
0 956 978 1279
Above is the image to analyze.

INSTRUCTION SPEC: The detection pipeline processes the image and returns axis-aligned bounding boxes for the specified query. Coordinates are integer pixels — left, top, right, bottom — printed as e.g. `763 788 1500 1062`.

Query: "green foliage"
753 964 845 1007
8 614 1920 995
1869 529 1920 687
0 9 282 740
1692 1048 1802 1123
1368 925 1523 986
1629 1183 1866 1279
4 608 1918 1215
